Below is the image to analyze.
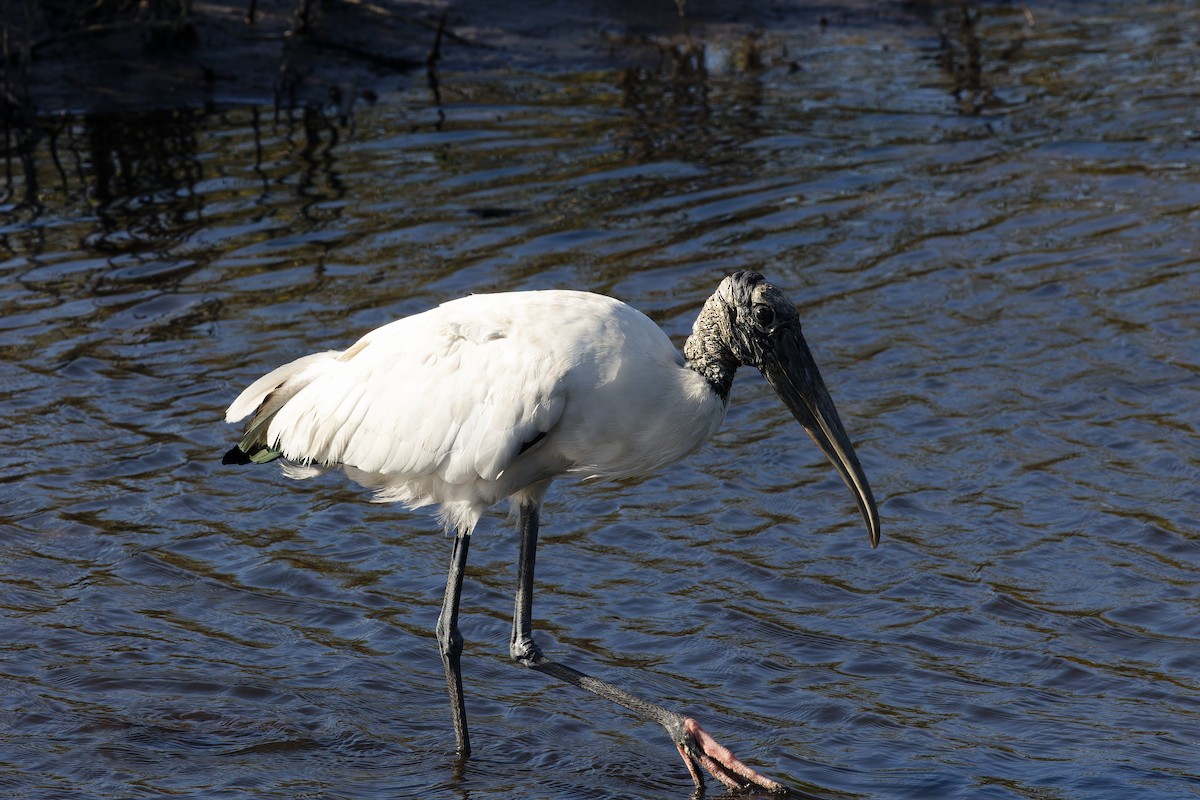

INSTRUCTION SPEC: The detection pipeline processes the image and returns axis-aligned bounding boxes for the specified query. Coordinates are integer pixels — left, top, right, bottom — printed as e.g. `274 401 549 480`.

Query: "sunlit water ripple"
2 3 1199 799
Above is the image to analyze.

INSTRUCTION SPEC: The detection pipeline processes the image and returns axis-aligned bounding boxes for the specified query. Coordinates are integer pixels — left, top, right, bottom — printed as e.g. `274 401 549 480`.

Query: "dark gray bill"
758 323 880 547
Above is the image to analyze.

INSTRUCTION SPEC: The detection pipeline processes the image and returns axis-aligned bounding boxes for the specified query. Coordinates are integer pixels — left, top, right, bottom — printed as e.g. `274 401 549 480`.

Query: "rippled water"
3 3 1200 798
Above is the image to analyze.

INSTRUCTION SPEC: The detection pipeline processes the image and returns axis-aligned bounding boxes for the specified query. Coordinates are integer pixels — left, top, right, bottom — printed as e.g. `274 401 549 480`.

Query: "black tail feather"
222 441 282 465
222 445 253 465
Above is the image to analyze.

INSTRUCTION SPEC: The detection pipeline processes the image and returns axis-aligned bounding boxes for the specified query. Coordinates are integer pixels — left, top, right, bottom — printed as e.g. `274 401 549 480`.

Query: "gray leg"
436 529 471 756
509 500 542 664
505 501 786 793
509 499 677 717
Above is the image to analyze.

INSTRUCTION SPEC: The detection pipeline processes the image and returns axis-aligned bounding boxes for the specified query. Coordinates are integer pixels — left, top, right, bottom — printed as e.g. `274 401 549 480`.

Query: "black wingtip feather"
222 445 253 465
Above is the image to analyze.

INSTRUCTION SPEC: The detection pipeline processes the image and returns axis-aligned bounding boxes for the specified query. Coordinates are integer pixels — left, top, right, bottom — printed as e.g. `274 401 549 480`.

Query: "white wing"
289 302 569 479
225 292 602 497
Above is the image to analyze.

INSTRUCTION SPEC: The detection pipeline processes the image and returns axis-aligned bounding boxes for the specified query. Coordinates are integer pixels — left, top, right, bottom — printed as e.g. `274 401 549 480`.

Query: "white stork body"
224 272 879 793
226 290 726 533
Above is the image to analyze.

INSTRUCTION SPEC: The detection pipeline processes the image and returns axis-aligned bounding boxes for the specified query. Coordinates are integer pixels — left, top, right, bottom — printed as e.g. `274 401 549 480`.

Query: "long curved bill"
758 323 880 547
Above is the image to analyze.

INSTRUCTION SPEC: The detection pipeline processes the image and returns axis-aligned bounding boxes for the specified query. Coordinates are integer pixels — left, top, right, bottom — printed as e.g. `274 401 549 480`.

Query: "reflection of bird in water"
224 271 880 792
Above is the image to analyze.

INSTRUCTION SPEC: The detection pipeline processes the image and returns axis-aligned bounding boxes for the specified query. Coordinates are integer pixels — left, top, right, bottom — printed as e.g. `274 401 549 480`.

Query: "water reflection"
922 1 1036 115
83 110 206 254
616 32 765 162
2 3 1200 800
0 105 352 262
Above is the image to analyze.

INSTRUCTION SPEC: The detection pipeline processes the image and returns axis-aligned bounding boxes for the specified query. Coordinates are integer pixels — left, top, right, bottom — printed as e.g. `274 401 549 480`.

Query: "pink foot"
672 717 788 794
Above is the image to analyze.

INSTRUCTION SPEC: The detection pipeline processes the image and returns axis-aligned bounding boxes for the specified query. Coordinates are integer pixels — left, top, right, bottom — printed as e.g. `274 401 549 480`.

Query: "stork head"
701 271 880 547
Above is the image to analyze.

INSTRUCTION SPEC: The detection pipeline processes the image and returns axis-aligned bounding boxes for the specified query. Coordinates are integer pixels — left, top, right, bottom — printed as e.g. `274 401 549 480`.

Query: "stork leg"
508 499 543 662
436 528 472 757
508 501 788 795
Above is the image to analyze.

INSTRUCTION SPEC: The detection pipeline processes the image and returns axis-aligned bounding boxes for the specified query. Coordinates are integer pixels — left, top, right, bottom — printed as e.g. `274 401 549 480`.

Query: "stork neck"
683 308 739 403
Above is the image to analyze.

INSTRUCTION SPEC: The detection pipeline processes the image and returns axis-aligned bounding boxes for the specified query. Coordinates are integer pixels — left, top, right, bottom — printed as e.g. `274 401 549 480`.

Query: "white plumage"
226 290 725 534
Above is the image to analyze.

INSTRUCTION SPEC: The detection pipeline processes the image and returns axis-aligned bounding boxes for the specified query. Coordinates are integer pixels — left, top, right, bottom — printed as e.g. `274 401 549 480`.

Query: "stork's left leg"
508 500 787 794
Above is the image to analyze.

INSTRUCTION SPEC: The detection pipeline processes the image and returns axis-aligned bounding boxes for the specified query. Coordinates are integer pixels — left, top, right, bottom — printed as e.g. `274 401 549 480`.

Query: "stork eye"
753 305 775 327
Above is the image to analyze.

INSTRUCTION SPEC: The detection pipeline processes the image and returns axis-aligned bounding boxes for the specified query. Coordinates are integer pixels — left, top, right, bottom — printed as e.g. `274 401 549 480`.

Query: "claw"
672 717 788 795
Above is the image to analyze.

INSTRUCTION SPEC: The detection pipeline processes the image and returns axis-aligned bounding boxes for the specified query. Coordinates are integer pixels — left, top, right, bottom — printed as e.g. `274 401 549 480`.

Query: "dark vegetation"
0 0 1031 210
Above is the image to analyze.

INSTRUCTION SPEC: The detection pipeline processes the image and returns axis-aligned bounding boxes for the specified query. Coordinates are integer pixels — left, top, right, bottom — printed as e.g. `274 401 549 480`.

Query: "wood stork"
223 270 879 793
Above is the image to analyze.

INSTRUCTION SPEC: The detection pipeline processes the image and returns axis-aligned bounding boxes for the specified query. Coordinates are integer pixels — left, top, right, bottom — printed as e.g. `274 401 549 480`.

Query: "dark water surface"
3 3 1200 799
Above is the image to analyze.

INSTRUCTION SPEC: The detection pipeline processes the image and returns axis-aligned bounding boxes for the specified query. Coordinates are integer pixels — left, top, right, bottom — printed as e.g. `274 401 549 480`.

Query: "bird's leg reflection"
508 501 788 795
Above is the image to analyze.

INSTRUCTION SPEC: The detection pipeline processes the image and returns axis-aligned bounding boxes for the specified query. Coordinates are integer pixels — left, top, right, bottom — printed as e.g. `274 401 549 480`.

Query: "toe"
683 718 788 795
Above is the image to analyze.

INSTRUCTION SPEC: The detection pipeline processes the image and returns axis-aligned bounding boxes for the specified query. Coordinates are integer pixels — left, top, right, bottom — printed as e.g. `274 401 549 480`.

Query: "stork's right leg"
506 502 786 794
509 501 542 665
436 529 471 756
